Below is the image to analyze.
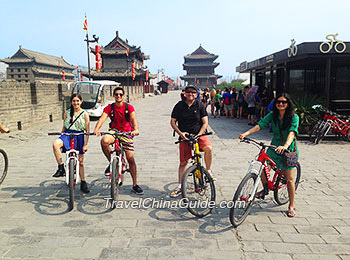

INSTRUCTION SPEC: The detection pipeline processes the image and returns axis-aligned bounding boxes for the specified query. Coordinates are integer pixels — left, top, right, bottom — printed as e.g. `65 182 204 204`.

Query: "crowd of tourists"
188 86 271 125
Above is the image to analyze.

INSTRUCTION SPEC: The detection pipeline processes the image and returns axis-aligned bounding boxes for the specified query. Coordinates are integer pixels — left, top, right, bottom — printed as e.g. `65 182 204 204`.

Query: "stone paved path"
0 90 349 259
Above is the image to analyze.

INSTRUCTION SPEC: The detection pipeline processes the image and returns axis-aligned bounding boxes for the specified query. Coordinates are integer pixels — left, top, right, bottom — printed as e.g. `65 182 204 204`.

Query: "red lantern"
95 45 102 72
80 74 83 81
131 62 135 80
62 70 65 81
96 53 101 62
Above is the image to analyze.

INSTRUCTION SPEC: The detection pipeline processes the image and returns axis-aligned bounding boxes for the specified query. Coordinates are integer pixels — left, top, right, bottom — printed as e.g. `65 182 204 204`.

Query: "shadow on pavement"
145 182 290 234
1 177 162 216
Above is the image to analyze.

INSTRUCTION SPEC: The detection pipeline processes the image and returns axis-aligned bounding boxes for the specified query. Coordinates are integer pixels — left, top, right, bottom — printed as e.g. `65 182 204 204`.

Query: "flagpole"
83 14 91 81
86 33 91 81
85 14 91 81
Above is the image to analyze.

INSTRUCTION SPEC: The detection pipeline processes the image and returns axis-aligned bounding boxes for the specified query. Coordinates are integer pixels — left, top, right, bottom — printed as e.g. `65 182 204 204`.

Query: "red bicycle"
229 137 301 227
49 132 92 210
309 109 350 144
100 131 132 209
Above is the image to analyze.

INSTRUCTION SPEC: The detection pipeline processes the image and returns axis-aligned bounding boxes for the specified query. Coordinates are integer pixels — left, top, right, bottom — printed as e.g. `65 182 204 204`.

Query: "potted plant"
292 94 325 134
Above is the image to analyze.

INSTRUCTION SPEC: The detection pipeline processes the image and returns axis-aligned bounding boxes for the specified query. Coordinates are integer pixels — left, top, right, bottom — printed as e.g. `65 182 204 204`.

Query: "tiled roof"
184 45 218 59
4 48 75 69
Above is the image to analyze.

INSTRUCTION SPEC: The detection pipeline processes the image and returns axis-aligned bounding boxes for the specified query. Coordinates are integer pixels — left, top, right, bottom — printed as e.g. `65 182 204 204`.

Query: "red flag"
83 17 87 31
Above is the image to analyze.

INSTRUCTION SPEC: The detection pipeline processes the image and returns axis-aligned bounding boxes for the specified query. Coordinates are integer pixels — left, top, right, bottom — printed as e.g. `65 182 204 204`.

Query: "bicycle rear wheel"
68 158 75 211
181 165 215 218
0 149 8 185
229 171 257 227
274 162 301 205
110 158 120 209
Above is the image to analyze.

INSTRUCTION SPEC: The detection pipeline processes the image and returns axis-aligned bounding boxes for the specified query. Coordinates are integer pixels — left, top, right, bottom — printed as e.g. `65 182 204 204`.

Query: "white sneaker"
207 170 217 181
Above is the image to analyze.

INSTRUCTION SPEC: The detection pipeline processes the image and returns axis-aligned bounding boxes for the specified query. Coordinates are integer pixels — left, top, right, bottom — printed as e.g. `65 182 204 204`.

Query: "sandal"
170 187 181 198
287 207 296 217
255 190 265 200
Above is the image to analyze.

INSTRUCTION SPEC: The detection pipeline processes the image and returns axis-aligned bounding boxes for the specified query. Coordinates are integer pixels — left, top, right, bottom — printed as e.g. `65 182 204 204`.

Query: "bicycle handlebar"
175 132 213 144
100 131 137 137
48 132 93 136
241 137 278 150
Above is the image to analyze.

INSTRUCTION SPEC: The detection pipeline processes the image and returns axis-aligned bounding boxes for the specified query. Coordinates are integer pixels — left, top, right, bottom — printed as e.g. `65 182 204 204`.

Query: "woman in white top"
52 94 90 193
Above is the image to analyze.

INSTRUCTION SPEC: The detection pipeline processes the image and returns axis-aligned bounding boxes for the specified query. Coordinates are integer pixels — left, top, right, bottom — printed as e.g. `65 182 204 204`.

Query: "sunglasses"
185 90 197 94
276 100 288 104
114 93 124 97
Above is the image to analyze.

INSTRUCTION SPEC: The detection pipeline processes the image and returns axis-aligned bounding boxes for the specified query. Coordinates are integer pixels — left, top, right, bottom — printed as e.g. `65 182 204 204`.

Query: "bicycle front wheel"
68 158 75 211
181 165 216 218
229 172 257 227
309 121 322 143
110 158 120 209
0 149 8 185
315 123 331 144
274 162 301 205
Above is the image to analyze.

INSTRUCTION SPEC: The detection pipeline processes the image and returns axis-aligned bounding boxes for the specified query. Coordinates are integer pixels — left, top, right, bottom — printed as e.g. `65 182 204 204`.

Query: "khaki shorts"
224 104 233 112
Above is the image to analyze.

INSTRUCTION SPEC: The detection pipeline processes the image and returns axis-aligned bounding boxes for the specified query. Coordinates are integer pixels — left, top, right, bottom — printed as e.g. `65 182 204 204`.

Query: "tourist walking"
214 89 222 118
222 87 234 119
260 88 268 118
201 88 210 110
210 88 217 116
236 90 244 119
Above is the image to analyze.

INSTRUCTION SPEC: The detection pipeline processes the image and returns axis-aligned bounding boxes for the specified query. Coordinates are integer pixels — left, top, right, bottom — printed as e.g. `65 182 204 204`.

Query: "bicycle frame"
246 147 283 202
192 142 203 178
109 137 127 184
65 136 80 185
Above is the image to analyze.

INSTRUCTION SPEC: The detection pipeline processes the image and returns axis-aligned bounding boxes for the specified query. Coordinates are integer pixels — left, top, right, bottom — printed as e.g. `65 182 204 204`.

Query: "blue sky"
1 0 350 79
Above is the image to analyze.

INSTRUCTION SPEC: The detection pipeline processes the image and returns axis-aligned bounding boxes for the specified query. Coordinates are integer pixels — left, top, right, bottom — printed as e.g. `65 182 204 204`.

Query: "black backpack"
109 103 131 129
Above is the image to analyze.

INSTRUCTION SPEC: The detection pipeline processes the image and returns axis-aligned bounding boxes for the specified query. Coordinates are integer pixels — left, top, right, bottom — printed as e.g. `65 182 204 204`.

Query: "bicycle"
100 131 132 209
229 137 301 227
175 132 215 218
309 109 350 144
287 39 298 57
48 132 92 210
319 33 346 54
0 149 8 185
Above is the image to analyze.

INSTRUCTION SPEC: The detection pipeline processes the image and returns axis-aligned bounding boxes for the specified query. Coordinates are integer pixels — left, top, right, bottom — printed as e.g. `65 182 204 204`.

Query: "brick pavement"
0 90 349 259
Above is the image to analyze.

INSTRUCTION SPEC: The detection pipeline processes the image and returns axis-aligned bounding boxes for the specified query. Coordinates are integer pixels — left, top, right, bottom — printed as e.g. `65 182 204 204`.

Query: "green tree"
217 80 244 91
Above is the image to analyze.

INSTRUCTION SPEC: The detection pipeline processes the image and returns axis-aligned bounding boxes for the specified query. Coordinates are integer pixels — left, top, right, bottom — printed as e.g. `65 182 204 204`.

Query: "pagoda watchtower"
84 31 149 87
181 45 222 88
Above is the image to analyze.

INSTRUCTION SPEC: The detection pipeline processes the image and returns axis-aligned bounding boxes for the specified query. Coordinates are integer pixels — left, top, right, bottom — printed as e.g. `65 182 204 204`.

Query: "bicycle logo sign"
288 39 297 57
319 34 346 54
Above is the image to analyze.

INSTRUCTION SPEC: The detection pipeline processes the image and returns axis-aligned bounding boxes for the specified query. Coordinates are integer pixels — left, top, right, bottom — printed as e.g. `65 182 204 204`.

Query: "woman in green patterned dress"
239 93 299 217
